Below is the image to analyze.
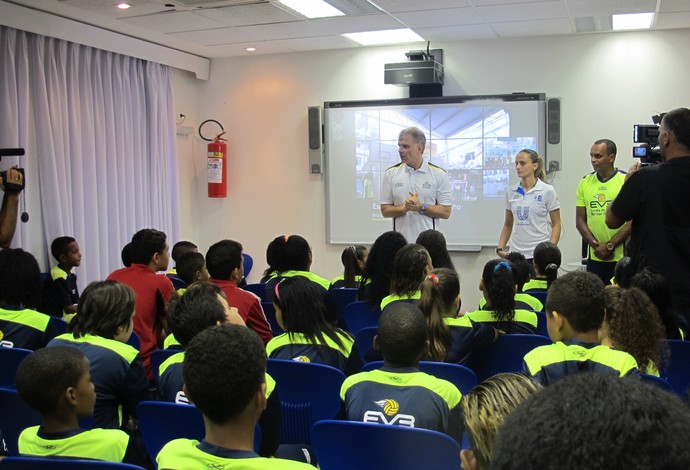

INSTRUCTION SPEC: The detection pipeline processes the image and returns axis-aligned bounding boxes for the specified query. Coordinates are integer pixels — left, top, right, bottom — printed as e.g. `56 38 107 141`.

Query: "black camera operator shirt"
610 156 690 316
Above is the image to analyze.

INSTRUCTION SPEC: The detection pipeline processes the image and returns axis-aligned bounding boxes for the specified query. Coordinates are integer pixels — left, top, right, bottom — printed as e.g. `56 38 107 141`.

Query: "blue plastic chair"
49 316 70 336
167 275 187 290
344 301 379 335
243 283 267 301
354 327 378 363
0 388 42 455
661 340 690 394
329 288 359 330
126 331 140 350
312 420 461 470
0 457 146 469
361 361 477 395
261 301 284 335
137 401 262 464
466 334 552 381
266 359 345 445
640 373 675 393
0 347 31 389
242 253 254 279
150 349 180 385
523 289 548 307
535 311 549 337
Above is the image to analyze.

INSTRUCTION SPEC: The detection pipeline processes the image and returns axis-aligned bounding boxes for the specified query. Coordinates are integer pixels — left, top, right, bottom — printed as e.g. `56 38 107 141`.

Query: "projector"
384 50 444 86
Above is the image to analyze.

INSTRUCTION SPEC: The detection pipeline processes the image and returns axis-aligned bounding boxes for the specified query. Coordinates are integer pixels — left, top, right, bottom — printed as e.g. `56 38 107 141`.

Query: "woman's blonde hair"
462 373 543 470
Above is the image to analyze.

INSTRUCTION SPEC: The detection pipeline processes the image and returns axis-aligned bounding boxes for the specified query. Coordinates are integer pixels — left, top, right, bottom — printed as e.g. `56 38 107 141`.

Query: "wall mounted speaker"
546 98 562 172
308 106 323 174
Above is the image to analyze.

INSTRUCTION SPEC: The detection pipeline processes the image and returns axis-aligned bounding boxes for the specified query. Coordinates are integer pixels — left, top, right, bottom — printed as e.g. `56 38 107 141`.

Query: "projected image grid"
350 105 536 220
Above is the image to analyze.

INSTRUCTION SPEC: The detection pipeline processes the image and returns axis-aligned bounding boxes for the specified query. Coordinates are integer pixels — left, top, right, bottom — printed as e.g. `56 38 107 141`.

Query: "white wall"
173 29 690 309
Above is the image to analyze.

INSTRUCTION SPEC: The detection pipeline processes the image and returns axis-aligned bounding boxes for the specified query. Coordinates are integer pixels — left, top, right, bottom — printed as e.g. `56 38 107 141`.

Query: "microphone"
0 148 25 157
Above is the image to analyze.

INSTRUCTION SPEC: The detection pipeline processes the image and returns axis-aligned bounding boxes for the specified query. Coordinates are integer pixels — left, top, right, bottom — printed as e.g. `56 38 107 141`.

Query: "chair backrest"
0 347 32 389
329 288 359 330
167 275 187 290
266 359 345 445
150 349 180 385
126 331 141 351
0 456 146 469
261 301 284 335
535 311 549 337
344 301 379 335
354 327 378 364
137 401 261 461
243 283 267 302
242 253 254 279
466 334 552 382
311 420 461 470
361 361 477 395
662 340 690 394
49 317 70 336
136 401 205 461
0 388 42 455
523 289 548 306
640 373 675 393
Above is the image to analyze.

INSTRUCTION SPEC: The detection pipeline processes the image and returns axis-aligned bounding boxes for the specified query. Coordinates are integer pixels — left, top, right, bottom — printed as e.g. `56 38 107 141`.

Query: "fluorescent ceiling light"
116 3 131 9
278 0 344 19
612 12 653 30
342 29 424 46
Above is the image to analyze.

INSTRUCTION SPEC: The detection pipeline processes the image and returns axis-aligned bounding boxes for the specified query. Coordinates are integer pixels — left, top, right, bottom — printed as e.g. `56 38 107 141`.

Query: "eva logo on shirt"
363 399 415 427
589 193 611 209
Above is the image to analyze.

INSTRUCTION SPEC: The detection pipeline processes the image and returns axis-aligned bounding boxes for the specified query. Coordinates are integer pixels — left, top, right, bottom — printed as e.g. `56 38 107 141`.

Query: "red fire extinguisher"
207 132 227 198
199 119 228 198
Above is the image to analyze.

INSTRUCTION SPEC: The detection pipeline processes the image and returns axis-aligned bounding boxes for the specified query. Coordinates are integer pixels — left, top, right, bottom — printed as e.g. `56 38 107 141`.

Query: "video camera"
632 114 664 165
0 148 26 192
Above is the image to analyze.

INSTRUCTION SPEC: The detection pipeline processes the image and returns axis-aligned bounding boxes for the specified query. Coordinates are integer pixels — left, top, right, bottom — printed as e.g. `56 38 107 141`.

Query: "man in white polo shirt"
380 127 452 242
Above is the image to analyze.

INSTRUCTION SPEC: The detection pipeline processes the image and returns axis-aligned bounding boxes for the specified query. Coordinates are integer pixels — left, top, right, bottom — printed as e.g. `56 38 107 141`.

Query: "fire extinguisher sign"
208 152 224 183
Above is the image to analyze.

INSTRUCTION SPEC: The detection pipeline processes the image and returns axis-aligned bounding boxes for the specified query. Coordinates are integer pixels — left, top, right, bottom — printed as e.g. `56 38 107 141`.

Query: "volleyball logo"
375 399 399 416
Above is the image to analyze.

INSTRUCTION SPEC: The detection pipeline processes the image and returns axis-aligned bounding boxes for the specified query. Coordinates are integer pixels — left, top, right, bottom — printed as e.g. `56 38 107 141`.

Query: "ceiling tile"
475 1 568 22
274 35 360 52
369 0 471 13
123 11 228 33
659 0 690 13
655 11 690 28
567 0 657 17
470 0 554 5
491 17 573 37
394 7 484 28
415 24 498 41
195 2 302 27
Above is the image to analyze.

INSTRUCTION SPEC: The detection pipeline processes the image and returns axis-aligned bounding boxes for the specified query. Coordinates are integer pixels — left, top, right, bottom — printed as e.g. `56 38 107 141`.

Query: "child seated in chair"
160 281 287 458
478 252 543 312
156 324 314 469
340 302 463 444
522 241 561 292
0 248 57 350
40 236 81 321
465 259 538 335
522 271 640 386
15 346 151 467
174 251 209 296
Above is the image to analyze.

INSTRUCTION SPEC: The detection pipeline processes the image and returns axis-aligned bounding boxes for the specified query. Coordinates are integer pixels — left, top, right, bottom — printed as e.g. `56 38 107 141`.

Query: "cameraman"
0 165 23 248
606 107 690 328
